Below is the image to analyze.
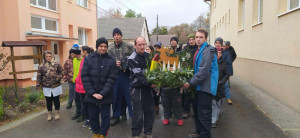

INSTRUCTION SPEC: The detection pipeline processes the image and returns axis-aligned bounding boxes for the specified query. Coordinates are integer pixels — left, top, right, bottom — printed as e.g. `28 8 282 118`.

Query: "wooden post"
10 47 19 105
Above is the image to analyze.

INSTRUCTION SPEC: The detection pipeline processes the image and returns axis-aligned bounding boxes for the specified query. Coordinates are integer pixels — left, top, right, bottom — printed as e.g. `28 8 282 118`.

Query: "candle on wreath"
173 61 176 71
167 61 170 71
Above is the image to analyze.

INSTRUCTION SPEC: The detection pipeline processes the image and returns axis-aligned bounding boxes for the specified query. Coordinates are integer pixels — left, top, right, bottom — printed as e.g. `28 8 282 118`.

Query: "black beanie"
112 28 122 37
96 37 108 49
225 41 231 46
170 36 178 43
214 37 223 45
71 44 81 55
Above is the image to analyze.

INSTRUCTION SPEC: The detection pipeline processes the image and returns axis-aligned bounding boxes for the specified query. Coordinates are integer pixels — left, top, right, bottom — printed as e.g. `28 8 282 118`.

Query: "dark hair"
81 46 94 54
148 45 154 52
197 28 209 39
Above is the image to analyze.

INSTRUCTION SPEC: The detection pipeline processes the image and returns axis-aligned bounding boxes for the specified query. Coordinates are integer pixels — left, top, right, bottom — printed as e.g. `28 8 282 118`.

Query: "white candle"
163 61 165 71
167 61 170 71
178 61 181 69
173 61 176 71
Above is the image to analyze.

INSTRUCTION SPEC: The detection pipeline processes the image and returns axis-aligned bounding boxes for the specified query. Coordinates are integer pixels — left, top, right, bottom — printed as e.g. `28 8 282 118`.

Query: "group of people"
36 27 236 138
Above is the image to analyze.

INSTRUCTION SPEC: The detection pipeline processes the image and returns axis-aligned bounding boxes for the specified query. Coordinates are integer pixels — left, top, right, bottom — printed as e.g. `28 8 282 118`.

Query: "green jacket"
73 57 83 83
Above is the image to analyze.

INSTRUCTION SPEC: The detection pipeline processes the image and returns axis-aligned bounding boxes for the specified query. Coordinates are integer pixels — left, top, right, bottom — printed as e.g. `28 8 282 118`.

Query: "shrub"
25 92 40 103
0 95 4 119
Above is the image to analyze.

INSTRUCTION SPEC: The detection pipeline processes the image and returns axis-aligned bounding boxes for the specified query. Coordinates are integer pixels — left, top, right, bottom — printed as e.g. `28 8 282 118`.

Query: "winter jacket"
108 41 134 61
228 46 237 62
75 58 85 93
184 44 198 57
81 52 118 105
189 42 219 96
37 52 63 88
222 50 233 76
215 56 230 99
63 59 73 82
73 57 83 83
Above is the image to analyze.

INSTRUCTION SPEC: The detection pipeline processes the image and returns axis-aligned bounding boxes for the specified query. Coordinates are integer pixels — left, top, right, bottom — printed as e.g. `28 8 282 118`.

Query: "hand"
151 84 157 88
93 94 103 100
116 60 121 67
183 82 190 89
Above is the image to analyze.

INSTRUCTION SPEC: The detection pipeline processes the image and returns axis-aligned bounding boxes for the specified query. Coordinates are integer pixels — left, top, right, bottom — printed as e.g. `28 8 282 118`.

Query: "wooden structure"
1 41 46 104
157 47 179 68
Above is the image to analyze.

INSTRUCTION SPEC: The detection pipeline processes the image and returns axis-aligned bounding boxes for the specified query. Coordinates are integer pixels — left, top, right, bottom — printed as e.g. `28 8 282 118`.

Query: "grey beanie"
214 37 223 45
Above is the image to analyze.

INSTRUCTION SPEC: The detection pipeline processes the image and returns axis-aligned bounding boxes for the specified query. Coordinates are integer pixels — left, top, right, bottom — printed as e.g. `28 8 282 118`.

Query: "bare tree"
169 23 193 43
191 13 210 31
100 8 123 18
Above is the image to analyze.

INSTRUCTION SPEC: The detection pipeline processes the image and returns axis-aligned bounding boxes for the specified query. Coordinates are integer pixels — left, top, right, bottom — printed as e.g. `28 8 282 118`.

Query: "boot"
99 134 106 138
71 113 80 120
54 110 60 120
47 111 52 121
66 103 72 109
77 115 85 122
92 133 100 138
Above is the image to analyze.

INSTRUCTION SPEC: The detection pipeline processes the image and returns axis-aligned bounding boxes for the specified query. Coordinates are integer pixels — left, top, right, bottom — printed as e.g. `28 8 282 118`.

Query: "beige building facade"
0 0 98 87
207 0 300 112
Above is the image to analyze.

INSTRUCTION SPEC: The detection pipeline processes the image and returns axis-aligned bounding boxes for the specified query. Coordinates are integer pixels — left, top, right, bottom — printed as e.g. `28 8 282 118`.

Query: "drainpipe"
204 0 211 44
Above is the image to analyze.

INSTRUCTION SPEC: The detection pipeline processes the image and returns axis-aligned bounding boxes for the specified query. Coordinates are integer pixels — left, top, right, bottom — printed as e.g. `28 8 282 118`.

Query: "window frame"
76 0 88 8
30 0 57 12
78 28 88 46
31 15 58 34
287 0 300 10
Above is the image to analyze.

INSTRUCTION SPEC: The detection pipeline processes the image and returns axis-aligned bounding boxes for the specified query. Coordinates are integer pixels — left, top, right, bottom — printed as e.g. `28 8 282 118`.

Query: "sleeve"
99 60 118 97
232 48 237 62
81 57 96 97
128 58 151 87
62 60 69 81
219 63 230 85
56 64 63 81
36 65 43 87
189 48 214 86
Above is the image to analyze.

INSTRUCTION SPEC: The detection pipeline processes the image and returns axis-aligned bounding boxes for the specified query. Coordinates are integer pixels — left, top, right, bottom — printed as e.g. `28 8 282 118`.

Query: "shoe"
82 120 89 127
47 111 52 121
54 110 60 120
110 117 120 126
100 134 106 138
66 103 72 109
89 127 92 130
145 134 153 138
182 113 190 119
121 115 127 120
187 133 201 138
77 115 85 122
227 99 233 105
177 119 184 126
211 123 217 128
71 113 80 120
162 119 170 125
93 133 100 138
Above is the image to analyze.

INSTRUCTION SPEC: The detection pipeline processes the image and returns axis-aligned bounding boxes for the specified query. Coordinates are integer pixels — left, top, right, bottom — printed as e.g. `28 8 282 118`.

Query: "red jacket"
75 58 85 93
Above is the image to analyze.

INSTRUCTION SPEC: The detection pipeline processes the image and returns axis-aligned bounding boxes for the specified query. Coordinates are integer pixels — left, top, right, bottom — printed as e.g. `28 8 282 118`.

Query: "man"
108 28 135 126
222 41 234 105
225 41 237 62
128 36 156 138
182 33 198 119
153 41 162 51
170 36 180 52
81 37 118 138
183 29 219 138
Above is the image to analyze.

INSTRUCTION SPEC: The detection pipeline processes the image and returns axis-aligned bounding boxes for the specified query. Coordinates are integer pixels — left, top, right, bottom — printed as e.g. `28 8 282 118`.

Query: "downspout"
204 1 211 44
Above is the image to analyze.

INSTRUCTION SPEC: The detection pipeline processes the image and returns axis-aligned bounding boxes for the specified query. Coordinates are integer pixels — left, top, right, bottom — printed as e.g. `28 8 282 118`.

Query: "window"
30 0 56 11
288 0 300 10
31 15 58 33
238 0 245 30
77 0 88 8
253 0 263 24
78 28 88 45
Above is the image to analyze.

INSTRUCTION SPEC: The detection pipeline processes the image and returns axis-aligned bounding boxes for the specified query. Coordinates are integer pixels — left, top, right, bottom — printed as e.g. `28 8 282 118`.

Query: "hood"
43 50 56 65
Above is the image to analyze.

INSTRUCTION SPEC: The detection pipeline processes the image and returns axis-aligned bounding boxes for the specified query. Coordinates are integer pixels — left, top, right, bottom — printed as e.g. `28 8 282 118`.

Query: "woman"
37 50 63 121
75 46 94 128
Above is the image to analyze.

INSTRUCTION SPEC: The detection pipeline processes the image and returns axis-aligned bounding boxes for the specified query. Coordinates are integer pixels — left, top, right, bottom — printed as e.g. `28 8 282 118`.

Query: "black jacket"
184 44 198 57
215 56 230 99
128 51 151 88
81 52 118 105
228 46 237 62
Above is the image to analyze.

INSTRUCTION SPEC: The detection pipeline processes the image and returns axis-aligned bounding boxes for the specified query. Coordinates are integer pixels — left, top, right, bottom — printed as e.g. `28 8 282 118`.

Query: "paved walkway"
0 77 288 138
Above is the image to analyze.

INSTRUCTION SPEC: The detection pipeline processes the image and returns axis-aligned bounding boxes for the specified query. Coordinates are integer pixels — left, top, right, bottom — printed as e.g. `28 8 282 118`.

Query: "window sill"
252 22 263 28
238 28 244 33
77 4 91 11
31 29 59 35
30 5 59 14
278 7 300 17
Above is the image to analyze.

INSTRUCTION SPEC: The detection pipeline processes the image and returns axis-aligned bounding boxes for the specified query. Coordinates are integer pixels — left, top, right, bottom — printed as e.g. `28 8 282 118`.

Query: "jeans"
45 94 60 111
212 98 222 124
89 103 110 136
161 88 183 119
67 82 75 104
79 93 89 119
224 81 231 99
75 91 82 115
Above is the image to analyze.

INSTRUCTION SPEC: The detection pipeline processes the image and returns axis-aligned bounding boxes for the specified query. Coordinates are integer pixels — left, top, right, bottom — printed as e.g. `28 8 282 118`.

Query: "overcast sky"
97 0 210 31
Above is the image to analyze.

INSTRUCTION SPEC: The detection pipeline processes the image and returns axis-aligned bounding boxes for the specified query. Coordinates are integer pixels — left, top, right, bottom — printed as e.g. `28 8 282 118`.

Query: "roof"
150 35 176 47
1 41 46 47
98 17 148 40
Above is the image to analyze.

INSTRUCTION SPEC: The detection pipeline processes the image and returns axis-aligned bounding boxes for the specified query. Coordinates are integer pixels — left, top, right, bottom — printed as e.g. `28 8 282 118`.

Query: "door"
51 41 60 64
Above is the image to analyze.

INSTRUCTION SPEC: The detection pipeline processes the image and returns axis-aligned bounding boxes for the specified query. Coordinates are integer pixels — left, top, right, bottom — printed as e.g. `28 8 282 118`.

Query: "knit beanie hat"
96 37 108 49
112 28 122 37
170 36 178 43
71 44 81 55
216 47 223 52
154 41 162 48
225 41 231 46
214 37 223 45
188 34 195 39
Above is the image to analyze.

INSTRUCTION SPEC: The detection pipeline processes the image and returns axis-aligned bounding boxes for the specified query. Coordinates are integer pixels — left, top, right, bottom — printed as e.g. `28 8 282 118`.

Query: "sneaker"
82 121 89 127
162 119 170 125
177 119 183 126
227 99 233 105
187 133 201 138
66 103 72 109
71 113 80 120
182 113 190 119
211 123 217 128
110 117 120 126
89 127 92 130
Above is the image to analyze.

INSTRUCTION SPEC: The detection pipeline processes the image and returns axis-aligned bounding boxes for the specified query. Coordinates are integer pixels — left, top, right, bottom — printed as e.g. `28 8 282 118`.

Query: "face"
45 53 52 62
81 50 88 57
226 45 230 49
217 51 222 59
135 37 146 54
70 53 75 59
97 43 108 55
154 46 160 51
214 41 222 47
195 32 207 46
188 38 195 46
113 33 122 44
170 40 177 47
145 47 152 53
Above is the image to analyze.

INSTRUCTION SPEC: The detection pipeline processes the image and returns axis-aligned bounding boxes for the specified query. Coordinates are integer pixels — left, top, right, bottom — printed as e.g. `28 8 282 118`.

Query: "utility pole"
156 14 158 41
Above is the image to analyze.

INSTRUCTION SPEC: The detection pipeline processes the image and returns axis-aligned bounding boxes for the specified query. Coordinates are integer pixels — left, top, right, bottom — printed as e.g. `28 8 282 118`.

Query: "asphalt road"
0 81 287 138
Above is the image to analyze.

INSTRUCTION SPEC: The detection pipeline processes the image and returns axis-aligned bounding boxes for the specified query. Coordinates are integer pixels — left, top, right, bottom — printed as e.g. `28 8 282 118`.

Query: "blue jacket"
222 50 233 76
189 42 219 96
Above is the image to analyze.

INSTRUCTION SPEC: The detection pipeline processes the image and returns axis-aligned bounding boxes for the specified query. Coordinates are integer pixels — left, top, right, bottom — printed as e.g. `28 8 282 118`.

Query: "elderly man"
128 36 156 138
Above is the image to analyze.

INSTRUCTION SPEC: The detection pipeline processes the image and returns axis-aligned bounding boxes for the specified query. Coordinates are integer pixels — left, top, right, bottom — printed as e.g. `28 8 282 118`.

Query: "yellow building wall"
209 0 300 112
